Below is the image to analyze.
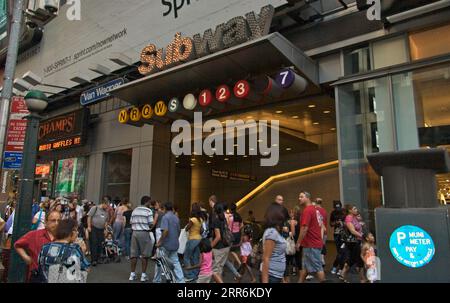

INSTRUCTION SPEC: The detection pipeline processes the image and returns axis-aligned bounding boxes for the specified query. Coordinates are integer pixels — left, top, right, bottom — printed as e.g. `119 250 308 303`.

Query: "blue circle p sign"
389 225 435 268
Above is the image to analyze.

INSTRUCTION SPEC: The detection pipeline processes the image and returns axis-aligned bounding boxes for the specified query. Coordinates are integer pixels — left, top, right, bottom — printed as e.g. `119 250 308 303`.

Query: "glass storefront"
338 62 450 218
338 77 392 226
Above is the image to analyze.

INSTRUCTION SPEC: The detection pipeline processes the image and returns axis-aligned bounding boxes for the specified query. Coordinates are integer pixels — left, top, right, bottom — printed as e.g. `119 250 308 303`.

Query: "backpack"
200 220 209 239
220 221 233 247
47 245 87 283
31 210 44 230
250 238 263 269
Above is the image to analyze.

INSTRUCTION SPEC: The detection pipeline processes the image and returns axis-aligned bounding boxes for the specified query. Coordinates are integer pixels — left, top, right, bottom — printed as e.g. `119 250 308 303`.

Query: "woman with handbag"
339 204 365 283
284 208 297 282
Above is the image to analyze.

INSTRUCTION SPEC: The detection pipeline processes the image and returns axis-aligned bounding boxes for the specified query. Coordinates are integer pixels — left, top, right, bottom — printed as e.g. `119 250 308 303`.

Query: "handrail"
236 160 339 210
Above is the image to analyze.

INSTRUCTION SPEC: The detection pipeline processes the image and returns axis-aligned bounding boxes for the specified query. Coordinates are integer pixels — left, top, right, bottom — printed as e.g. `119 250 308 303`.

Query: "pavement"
87 242 362 283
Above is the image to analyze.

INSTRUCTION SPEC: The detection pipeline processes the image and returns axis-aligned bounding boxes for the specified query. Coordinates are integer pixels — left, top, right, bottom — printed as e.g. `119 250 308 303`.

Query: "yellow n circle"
118 109 129 124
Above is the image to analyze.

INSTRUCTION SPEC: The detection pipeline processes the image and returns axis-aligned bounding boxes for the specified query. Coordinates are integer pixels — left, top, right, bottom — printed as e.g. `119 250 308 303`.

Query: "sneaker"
306 274 314 281
331 267 337 275
140 274 149 282
92 261 97 267
337 270 342 276
129 272 137 281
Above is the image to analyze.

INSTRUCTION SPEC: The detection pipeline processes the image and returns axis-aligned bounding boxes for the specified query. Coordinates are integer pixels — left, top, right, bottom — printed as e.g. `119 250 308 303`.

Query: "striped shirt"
131 206 154 231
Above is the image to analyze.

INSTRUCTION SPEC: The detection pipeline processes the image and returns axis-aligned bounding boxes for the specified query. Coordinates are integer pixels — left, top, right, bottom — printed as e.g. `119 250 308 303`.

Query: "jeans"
113 221 124 250
333 234 345 269
89 227 104 262
225 260 240 277
124 228 132 257
268 275 283 283
184 239 201 280
153 248 185 283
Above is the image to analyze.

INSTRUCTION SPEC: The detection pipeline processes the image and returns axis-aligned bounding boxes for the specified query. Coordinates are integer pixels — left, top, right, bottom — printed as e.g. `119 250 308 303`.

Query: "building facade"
2 0 450 231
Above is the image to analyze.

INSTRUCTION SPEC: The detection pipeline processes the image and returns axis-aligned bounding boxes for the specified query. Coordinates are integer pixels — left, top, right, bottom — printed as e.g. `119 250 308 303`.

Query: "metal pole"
0 0 25 168
7 112 41 283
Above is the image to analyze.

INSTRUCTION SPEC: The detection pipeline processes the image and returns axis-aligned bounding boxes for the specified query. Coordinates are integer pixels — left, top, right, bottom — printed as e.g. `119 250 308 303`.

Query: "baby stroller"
101 225 121 263
155 248 176 283
101 240 121 263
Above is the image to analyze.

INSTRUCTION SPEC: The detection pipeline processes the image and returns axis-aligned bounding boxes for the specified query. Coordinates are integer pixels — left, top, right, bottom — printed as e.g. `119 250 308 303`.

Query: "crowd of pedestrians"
0 190 379 283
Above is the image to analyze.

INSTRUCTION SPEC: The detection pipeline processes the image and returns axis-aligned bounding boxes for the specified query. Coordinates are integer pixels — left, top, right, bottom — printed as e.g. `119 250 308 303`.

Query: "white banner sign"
16 0 287 96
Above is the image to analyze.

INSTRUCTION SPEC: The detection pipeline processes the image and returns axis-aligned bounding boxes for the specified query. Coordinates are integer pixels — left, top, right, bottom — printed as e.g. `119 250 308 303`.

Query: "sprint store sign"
15 0 287 95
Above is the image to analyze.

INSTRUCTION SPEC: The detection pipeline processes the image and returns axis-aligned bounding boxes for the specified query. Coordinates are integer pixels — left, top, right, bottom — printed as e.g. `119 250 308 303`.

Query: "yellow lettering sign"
154 101 167 117
130 107 141 122
118 109 129 124
141 104 153 119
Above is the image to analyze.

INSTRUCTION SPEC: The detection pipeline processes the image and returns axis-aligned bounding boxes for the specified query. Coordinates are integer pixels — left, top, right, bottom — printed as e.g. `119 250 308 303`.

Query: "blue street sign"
389 225 435 268
80 78 125 106
3 152 23 169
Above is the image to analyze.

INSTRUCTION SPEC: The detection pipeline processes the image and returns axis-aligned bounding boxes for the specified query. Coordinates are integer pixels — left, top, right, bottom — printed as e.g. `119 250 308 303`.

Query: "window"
392 64 450 148
103 149 132 200
54 157 87 199
373 36 408 69
344 45 372 75
409 24 450 61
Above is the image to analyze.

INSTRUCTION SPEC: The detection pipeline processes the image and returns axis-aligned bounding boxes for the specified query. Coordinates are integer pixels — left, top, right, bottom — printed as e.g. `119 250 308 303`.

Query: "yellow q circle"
141 104 153 119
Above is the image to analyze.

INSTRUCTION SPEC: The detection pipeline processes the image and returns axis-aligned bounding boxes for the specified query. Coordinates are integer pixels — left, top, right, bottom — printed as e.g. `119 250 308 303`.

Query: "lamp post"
8 90 48 283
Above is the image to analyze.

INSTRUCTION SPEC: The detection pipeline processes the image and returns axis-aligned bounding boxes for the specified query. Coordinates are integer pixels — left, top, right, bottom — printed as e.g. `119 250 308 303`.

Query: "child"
105 233 119 259
185 238 213 283
239 233 256 283
361 232 378 283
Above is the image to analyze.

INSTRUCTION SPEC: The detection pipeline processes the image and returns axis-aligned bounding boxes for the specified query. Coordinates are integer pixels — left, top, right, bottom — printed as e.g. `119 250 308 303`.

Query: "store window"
54 157 87 199
103 149 132 200
344 45 372 75
409 23 450 61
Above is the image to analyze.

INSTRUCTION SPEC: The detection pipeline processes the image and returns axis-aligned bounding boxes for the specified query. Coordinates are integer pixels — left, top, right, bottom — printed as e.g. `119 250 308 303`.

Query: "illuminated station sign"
118 69 307 125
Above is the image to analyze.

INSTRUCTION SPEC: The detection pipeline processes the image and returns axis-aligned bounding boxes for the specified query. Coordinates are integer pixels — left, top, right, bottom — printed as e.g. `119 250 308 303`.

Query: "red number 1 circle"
216 85 231 103
234 80 250 99
199 89 213 107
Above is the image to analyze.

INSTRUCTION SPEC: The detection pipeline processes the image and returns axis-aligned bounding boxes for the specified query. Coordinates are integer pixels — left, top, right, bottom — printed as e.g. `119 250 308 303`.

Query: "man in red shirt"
296 191 326 283
14 210 61 282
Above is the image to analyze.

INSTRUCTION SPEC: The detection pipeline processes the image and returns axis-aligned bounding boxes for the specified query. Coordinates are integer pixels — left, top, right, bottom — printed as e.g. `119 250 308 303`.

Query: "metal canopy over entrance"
111 32 320 108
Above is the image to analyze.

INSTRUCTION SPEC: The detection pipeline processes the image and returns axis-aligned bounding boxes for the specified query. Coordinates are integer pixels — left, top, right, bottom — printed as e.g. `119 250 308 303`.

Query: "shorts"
343 242 363 268
212 247 230 276
302 248 324 273
130 230 154 258
196 274 212 283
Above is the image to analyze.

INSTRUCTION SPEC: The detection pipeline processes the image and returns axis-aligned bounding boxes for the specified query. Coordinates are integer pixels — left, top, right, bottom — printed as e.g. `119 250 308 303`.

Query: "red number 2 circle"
216 85 231 103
